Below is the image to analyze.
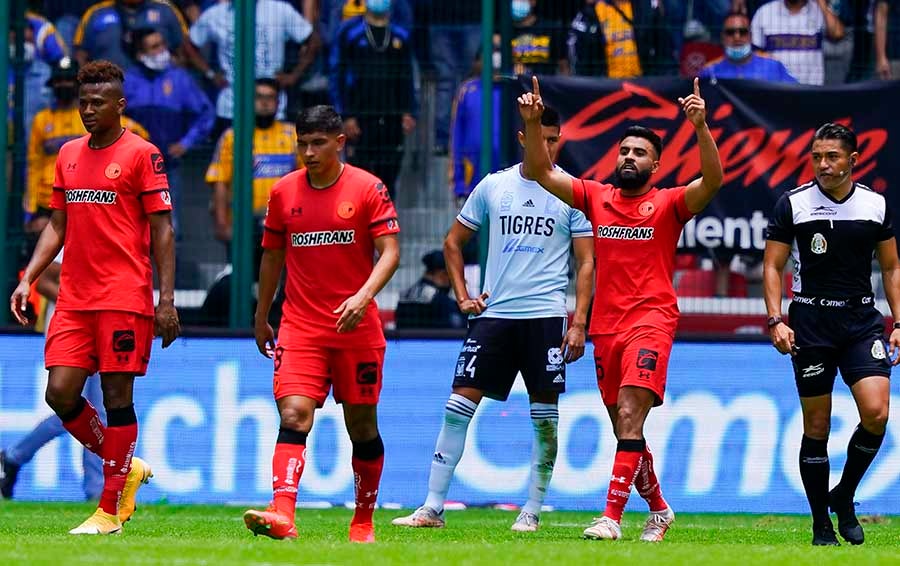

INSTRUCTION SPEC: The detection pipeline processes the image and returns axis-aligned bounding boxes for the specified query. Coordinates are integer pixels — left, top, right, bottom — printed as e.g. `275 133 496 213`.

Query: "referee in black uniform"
764 123 900 546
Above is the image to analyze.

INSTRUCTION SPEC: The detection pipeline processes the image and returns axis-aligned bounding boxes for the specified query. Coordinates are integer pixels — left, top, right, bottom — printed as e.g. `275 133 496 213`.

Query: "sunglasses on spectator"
724 28 750 37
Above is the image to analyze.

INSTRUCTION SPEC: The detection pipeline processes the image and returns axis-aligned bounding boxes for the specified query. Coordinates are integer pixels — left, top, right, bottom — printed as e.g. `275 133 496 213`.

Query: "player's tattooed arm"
681 78 724 214
334 233 400 333
518 76 574 206
876 238 900 365
150 212 180 348
255 248 285 357
11 209 66 325
762 240 795 356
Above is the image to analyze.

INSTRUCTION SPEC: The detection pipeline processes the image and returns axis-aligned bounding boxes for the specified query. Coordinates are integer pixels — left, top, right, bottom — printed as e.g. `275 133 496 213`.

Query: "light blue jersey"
457 164 593 319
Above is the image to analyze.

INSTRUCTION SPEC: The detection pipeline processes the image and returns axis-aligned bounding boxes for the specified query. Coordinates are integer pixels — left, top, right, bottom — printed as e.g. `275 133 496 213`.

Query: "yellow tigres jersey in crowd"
25 107 149 213
205 121 302 215
595 0 642 78
341 0 367 20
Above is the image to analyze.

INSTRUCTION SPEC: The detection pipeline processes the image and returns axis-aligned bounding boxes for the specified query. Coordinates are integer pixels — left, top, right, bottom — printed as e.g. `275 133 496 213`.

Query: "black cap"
422 250 445 272
47 56 78 86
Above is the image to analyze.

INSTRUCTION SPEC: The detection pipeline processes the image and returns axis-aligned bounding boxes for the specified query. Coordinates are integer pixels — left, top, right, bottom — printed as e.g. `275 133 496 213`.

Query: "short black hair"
813 122 857 153
541 106 560 129
255 77 280 92
620 125 662 158
295 105 343 136
132 26 163 54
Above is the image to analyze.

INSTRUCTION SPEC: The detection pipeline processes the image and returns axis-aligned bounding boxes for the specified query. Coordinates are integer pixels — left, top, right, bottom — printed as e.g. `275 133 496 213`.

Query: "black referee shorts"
789 301 892 398
451 317 567 401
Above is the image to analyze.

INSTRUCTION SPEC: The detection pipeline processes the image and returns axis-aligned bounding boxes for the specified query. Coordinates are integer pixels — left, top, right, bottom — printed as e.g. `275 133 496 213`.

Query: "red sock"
60 397 105 456
351 435 384 526
98 422 137 516
272 442 306 521
635 445 668 512
604 441 644 522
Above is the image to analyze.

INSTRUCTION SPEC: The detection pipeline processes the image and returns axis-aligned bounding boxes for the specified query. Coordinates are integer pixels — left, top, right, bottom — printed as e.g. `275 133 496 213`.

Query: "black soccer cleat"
0 450 21 499
811 522 840 546
829 488 864 545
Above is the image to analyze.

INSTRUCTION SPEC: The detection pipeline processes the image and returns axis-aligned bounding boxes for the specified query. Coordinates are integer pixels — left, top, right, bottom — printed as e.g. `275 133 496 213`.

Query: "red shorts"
273 345 385 406
45 309 155 375
592 326 674 407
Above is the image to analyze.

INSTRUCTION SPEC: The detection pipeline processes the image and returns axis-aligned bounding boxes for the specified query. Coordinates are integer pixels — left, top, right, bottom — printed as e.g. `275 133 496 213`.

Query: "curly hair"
77 60 125 87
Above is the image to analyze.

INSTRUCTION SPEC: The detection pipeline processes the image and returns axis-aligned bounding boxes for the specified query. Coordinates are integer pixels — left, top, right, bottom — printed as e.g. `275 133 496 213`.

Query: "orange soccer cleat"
349 521 375 543
243 505 298 540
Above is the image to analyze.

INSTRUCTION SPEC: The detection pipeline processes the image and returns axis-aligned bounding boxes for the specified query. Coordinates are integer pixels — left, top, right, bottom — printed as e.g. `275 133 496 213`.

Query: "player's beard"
255 113 276 129
615 165 652 190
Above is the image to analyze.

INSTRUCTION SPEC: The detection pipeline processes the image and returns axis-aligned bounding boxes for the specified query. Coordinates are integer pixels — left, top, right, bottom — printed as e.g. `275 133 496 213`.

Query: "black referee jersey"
766 181 895 298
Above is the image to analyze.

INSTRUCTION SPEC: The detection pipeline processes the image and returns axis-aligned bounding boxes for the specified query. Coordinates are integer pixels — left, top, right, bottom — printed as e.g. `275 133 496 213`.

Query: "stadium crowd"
6 0 899 322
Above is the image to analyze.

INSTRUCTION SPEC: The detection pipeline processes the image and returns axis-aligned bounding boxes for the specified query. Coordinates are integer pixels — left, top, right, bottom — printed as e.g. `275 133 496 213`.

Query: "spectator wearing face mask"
24 58 149 235
509 0 570 76
123 26 214 232
700 11 797 81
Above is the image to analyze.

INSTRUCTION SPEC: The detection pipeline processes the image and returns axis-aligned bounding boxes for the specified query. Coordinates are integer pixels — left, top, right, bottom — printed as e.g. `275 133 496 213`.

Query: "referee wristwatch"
767 315 784 329
893 322 900 330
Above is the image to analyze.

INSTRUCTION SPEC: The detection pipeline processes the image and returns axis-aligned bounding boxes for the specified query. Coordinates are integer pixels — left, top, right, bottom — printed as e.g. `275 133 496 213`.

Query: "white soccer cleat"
391 505 445 528
511 511 540 532
640 506 675 542
583 516 621 540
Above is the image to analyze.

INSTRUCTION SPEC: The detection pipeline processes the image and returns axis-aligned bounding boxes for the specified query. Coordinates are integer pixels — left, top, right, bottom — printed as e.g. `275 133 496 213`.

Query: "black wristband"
767 315 783 329
893 322 900 330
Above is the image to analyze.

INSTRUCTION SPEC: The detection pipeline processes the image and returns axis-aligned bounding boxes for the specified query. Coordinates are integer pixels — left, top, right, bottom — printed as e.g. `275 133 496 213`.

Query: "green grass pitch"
0 503 897 564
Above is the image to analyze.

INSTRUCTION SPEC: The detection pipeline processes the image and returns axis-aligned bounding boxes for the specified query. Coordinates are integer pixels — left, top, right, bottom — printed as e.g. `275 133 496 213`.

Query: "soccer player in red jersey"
243 105 400 543
519 76 724 541
9 60 180 535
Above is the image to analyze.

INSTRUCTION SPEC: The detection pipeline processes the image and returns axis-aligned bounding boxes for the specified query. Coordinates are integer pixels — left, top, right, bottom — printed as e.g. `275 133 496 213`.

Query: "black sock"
799 435 830 525
836 424 884 497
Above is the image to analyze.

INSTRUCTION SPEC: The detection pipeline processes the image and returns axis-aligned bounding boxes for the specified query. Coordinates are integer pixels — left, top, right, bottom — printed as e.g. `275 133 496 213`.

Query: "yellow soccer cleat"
118 456 153 523
69 508 122 535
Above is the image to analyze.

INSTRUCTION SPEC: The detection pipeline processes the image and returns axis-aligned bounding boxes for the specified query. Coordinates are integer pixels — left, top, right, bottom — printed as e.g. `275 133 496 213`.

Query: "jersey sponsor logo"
356 362 379 385
502 238 544 254
871 339 887 360
636 348 659 371
801 363 825 378
461 343 481 353
810 205 837 217
499 215 556 236
65 189 117 205
104 162 122 179
500 191 513 212
150 152 166 175
455 355 466 377
595 225 654 240
523 199 535 207
547 347 564 365
290 230 355 247
552 374 565 384
112 330 136 352
638 201 655 216
810 233 827 254
337 201 356 219
161 190 171 206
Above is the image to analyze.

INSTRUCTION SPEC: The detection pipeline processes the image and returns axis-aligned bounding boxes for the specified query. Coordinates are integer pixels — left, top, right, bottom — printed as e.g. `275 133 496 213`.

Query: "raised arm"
682 78 724 214
518 76 575 206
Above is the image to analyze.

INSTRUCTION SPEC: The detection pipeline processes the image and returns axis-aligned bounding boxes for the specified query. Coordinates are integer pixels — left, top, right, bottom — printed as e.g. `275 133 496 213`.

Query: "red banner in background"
528 76 897 255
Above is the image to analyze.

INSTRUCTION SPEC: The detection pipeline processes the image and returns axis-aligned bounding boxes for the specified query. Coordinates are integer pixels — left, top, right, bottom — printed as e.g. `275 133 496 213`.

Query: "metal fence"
1 0 889 335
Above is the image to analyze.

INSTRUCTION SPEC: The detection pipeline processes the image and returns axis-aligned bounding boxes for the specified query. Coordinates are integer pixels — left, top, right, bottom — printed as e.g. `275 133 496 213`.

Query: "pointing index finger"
693 77 700 96
532 75 540 97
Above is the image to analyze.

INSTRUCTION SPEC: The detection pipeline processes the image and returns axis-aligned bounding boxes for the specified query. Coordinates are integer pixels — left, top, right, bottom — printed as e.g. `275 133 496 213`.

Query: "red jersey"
261 164 400 347
50 130 172 315
572 179 693 335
